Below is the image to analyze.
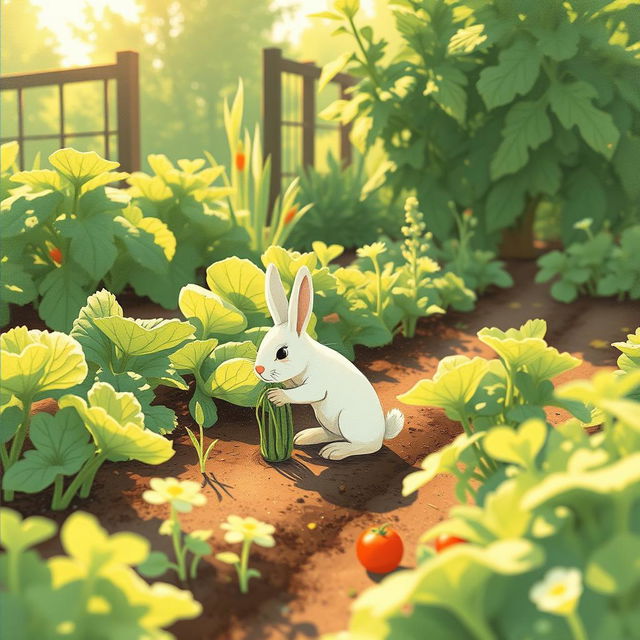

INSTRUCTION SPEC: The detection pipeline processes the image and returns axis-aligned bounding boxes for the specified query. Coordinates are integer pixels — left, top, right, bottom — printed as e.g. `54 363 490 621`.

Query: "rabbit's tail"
384 408 404 440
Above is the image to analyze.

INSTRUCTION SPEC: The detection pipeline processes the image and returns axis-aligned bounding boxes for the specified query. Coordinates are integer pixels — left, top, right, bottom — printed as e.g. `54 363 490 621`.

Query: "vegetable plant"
186 402 219 473
256 384 294 462
2 147 175 329
356 524 404 574
140 477 212 582
537 220 640 302
288 152 395 250
329 325 640 640
3 382 175 509
208 80 312 255
0 508 201 639
216 515 276 594
0 326 88 500
70 289 195 433
317 0 639 248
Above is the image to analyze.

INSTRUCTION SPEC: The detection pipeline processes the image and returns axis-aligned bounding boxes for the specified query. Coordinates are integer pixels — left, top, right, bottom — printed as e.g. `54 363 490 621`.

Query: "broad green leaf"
138 216 176 261
137 551 173 578
58 510 149 572
178 284 247 338
477 39 542 110
189 387 218 428
55 214 117 280
38 267 89 332
398 356 489 421
184 533 211 556
207 340 257 372
170 338 219 373
206 357 262 406
548 81 620 158
70 289 123 368
0 508 57 553
0 191 63 239
533 21 579 61
2 408 94 493
312 241 344 268
491 101 552 179
0 405 22 444
93 316 194 356
1 140 19 172
424 65 467 124
0 263 37 306
319 52 352 92
485 173 527 232
586 534 640 595
206 257 269 324
59 382 174 464
49 148 119 188
10 168 62 191
113 215 170 275
402 433 485 495
0 327 87 399
483 420 547 468
448 24 488 55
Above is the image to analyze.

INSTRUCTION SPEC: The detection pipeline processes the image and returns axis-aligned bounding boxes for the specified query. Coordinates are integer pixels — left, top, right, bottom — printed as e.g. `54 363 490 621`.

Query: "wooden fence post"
339 82 352 168
116 50 140 172
302 73 315 168
263 47 282 215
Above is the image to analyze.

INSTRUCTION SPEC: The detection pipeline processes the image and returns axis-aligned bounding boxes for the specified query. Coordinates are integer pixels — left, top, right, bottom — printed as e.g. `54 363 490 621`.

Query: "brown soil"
8 261 640 639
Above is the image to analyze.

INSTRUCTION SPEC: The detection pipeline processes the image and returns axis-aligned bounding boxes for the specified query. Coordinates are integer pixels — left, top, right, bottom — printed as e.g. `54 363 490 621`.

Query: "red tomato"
356 524 403 574
434 533 467 552
49 247 63 264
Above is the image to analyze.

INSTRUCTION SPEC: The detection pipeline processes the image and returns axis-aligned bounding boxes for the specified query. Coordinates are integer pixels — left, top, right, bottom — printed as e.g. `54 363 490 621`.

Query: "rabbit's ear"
288 266 314 336
265 263 288 325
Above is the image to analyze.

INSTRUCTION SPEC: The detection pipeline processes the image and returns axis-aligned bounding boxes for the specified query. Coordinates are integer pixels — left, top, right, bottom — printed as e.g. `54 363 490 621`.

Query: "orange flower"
49 247 63 264
462 208 473 218
235 145 246 172
284 205 298 225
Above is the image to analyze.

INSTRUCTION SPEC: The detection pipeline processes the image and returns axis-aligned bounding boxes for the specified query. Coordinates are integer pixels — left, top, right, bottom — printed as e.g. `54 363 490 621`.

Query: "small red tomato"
356 524 403 574
283 205 298 225
49 247 63 264
434 533 467 552
235 150 246 172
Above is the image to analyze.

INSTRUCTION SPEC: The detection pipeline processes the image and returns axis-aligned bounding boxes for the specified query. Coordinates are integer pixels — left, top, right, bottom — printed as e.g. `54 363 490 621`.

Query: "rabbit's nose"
255 365 265 375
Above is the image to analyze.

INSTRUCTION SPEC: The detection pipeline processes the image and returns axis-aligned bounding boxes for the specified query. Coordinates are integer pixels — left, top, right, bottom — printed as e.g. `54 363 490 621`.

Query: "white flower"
530 567 583 616
220 515 275 547
142 477 206 513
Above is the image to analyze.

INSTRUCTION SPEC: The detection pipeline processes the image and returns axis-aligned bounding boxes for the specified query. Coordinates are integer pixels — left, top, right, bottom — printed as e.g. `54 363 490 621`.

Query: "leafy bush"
328 322 640 640
287 153 395 250
318 0 640 247
3 381 175 509
0 508 201 639
537 220 640 302
1 148 175 330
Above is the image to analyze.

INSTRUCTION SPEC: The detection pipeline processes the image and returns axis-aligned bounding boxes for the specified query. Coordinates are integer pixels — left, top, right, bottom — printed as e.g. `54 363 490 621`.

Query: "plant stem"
189 554 200 580
372 256 383 317
4 398 33 501
55 454 106 510
566 612 589 640
238 539 251 594
347 15 382 89
52 475 64 507
171 506 187 582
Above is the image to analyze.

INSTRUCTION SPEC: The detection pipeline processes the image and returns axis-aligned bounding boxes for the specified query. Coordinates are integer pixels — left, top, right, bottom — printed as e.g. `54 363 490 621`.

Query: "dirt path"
9 261 639 639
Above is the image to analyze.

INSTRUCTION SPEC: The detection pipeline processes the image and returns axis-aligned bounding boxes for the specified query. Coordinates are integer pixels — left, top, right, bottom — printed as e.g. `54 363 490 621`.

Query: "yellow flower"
220 515 275 547
143 478 206 513
357 242 387 261
530 567 583 616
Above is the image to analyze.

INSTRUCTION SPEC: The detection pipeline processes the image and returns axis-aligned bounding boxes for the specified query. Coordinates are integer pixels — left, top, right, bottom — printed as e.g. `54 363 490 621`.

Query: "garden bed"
10 259 640 639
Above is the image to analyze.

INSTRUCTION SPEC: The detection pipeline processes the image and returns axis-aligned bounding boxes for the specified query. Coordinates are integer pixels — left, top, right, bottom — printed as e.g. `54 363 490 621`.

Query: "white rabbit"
254 263 404 461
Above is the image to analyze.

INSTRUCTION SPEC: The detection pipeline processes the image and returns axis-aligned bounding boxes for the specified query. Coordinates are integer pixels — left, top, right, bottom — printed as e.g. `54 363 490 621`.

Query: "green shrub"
0 508 201 639
317 0 640 247
328 322 640 640
537 220 640 302
288 153 396 250
1 147 175 330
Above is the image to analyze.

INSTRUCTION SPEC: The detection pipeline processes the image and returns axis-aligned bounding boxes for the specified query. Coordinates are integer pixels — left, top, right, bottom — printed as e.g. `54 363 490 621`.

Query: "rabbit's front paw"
267 388 290 406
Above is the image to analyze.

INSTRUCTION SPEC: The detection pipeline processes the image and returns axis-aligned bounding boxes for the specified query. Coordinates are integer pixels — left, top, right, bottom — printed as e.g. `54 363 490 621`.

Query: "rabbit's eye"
276 346 288 360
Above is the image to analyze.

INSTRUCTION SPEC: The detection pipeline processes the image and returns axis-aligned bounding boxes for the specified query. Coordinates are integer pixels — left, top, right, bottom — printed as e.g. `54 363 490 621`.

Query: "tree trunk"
499 195 540 259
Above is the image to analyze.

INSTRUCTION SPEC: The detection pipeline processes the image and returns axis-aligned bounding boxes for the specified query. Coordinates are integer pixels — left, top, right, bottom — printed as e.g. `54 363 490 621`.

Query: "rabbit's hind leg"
294 427 338 446
319 440 382 460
